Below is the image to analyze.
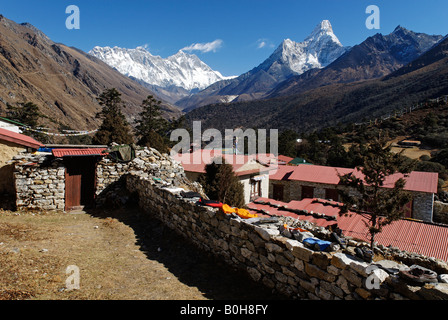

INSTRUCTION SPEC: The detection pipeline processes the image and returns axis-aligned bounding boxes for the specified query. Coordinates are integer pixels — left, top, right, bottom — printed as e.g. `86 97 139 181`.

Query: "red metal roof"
278 155 294 164
173 150 276 176
269 165 295 181
52 148 107 157
247 197 448 261
338 213 448 262
247 197 339 228
0 127 43 149
273 164 438 194
288 164 354 185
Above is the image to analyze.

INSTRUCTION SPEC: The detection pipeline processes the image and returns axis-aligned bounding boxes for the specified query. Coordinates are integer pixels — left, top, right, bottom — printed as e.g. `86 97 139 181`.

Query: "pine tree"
135 95 169 153
199 157 245 207
338 138 415 249
93 88 134 145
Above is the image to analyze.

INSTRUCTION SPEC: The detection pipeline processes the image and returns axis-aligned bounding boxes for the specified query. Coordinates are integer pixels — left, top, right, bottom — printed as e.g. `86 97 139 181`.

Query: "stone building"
269 164 439 223
173 149 275 204
12 145 192 211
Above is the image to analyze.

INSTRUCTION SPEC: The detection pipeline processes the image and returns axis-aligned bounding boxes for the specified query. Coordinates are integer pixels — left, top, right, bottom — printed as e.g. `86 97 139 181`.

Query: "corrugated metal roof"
269 165 295 181
288 164 353 185
248 197 448 262
52 148 107 157
174 150 276 175
273 164 438 194
338 213 448 262
278 155 294 164
247 197 338 228
0 127 43 149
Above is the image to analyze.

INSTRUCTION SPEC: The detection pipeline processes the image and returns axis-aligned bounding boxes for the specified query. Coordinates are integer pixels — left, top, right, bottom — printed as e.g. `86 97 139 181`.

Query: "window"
325 188 339 201
250 180 261 200
301 186 314 199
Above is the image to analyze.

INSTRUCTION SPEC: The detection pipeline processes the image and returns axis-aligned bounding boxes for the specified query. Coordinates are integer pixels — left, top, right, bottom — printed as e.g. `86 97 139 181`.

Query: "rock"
374 259 409 275
418 283 448 300
254 226 279 241
247 267 262 282
439 274 448 283
331 252 358 270
293 230 314 242
305 262 337 282
10 247 20 253
291 244 314 262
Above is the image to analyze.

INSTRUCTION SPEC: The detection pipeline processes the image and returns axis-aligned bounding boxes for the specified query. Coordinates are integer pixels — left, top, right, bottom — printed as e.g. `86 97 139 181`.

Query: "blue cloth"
303 238 331 251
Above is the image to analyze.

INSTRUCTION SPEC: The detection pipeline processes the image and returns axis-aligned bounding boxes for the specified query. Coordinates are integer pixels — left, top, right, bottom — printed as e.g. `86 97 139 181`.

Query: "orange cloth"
221 204 236 214
221 204 258 219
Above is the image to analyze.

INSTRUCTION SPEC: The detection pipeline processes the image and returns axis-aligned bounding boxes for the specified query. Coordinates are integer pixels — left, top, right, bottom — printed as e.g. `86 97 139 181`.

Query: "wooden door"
65 164 82 210
65 157 97 211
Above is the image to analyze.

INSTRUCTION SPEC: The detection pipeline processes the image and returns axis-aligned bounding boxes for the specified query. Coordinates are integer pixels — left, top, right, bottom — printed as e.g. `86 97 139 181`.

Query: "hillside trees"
135 95 189 153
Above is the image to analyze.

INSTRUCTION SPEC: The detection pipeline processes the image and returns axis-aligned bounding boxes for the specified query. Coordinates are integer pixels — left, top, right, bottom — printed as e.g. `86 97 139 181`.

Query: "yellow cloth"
221 204 258 219
235 208 258 219
221 204 236 214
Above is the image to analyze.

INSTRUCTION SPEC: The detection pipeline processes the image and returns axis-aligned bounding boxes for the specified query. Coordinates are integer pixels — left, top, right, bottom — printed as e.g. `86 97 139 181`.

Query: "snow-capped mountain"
88 46 235 102
176 20 350 111
260 20 349 76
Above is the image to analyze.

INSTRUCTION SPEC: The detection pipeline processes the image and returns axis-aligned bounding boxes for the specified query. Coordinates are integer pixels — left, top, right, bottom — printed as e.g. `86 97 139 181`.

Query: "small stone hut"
12 144 197 211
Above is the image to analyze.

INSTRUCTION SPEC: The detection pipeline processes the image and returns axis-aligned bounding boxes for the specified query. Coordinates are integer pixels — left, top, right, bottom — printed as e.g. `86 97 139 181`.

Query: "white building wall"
0 120 21 133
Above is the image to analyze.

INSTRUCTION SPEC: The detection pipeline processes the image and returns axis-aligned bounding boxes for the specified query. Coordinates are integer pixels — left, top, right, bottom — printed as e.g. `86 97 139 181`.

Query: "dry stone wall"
13 153 65 211
94 146 201 207
125 171 448 300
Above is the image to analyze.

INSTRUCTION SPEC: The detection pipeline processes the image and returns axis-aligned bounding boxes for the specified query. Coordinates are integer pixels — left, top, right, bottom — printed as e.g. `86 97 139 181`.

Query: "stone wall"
434 201 448 225
412 192 434 222
125 171 448 300
0 141 27 194
95 147 203 207
13 153 65 211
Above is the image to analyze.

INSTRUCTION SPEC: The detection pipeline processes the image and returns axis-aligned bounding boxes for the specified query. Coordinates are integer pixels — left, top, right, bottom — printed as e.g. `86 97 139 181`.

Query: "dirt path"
0 207 287 300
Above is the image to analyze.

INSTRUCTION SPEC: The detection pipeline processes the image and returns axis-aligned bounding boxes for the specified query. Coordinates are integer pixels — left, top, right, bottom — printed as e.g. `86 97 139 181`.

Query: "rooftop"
52 148 108 157
248 197 448 261
271 164 439 194
0 127 43 149
174 149 277 176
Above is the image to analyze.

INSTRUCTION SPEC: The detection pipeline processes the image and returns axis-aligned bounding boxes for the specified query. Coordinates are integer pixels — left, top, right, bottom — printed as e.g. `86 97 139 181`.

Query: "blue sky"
1 0 448 76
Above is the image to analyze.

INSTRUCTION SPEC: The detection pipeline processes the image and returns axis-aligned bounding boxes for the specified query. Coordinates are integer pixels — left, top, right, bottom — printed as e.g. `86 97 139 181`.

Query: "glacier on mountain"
88 46 235 92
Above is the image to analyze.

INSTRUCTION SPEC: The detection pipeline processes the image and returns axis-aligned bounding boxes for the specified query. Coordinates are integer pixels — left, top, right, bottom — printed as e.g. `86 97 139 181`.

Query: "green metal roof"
0 116 26 127
288 157 313 165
